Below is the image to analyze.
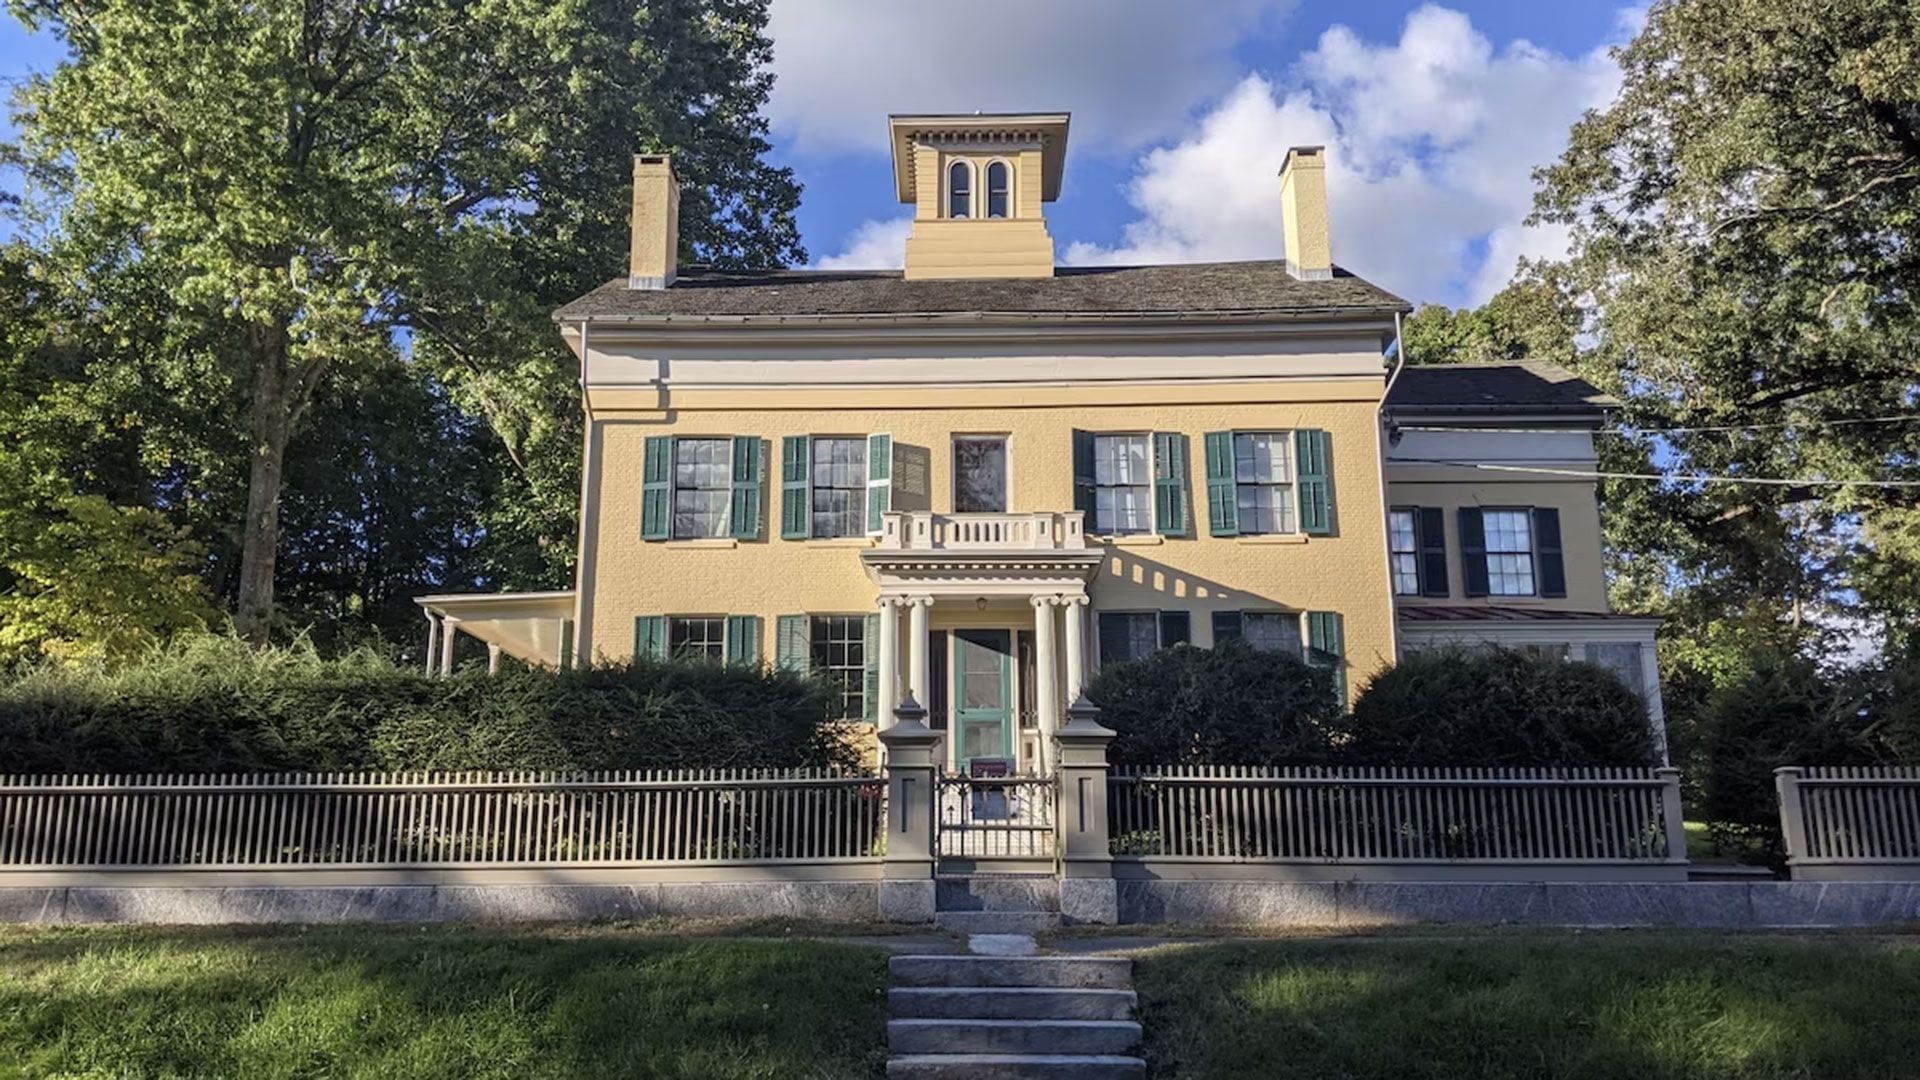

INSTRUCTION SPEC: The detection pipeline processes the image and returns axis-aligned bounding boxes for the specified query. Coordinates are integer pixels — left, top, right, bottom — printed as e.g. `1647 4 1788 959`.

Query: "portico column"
439 617 459 676
877 597 901 729
1062 595 1088 701
1032 596 1060 768
423 611 441 677
907 596 933 707
487 642 503 676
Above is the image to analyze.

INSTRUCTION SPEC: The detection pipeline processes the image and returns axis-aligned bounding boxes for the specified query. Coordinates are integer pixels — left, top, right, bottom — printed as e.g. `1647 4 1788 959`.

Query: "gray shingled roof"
552 261 1407 322
1385 360 1616 416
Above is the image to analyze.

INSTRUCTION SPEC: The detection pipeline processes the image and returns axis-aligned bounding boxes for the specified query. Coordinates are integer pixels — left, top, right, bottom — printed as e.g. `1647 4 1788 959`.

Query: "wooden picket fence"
0 770 885 870
1108 766 1685 867
1776 766 1920 880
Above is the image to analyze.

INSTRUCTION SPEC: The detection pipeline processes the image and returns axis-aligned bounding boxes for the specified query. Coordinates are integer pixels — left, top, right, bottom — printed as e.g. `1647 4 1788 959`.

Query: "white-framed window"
1586 642 1646 696
1234 432 1296 535
809 437 866 539
1388 509 1420 595
1483 508 1537 596
671 437 732 539
1241 611 1304 655
953 435 1008 513
668 616 727 661
809 615 867 720
1093 434 1152 535
947 160 973 219
1097 611 1190 665
986 160 1011 218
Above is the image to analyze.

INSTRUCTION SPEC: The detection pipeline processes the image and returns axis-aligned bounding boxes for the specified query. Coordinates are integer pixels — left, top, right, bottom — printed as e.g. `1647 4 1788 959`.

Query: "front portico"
863 510 1101 775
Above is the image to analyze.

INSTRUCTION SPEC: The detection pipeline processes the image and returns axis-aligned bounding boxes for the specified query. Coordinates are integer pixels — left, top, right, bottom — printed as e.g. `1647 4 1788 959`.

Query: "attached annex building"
418 112 1666 770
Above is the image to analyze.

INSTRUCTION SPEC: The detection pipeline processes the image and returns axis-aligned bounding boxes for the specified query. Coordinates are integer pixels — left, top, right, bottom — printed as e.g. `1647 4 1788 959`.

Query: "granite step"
890 955 1133 989
890 986 1137 1021
890 1018 1142 1056
885 1053 1145 1079
935 910 1063 935
936 874 1061 913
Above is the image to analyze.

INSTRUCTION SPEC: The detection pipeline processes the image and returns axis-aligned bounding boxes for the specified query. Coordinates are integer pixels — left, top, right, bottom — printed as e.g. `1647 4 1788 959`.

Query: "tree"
1399 270 1583 368
5 0 804 642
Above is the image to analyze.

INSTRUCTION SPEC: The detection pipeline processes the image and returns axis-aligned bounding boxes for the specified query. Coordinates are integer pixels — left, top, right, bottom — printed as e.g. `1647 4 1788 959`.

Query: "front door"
952 629 1013 772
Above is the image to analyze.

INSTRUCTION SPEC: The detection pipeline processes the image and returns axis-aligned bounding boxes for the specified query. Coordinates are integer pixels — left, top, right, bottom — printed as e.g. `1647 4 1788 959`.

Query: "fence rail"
1109 766 1684 869
0 769 884 870
1777 766 1920 880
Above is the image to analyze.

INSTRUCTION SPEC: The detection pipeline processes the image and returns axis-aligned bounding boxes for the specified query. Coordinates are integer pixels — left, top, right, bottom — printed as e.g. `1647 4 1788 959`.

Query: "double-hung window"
809 437 867 539
1096 611 1191 666
671 437 732 539
668 616 727 661
1233 433 1296 534
1482 509 1536 596
809 615 867 720
1092 434 1152 535
1389 509 1421 595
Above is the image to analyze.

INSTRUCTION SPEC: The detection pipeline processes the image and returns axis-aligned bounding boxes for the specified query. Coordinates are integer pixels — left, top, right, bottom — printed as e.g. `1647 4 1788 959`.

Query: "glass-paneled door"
952 629 1014 772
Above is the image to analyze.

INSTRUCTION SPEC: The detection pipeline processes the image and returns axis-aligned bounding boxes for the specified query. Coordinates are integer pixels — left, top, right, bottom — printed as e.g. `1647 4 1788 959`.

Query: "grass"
0 923 891 1079
1134 932 1920 1079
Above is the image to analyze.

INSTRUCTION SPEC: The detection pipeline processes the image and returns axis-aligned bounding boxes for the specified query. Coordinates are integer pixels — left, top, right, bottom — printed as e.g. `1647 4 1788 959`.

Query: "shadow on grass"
1134 934 1920 1080
0 926 890 1080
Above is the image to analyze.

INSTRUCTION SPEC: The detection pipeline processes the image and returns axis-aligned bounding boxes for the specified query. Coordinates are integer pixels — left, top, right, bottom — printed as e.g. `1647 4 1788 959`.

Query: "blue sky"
1 0 1636 308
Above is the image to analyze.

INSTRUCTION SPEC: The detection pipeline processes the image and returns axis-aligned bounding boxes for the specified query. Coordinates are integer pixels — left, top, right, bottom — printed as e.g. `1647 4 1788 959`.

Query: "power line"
1414 459 1920 489
1395 413 1920 437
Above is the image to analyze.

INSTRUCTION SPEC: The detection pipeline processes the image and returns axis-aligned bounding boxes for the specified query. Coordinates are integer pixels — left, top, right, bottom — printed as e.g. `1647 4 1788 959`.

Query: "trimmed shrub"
1086 641 1341 768
0 635 858 773
1346 647 1657 768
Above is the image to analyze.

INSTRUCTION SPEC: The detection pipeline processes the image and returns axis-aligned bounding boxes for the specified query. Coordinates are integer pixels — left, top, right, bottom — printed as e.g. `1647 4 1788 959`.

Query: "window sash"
1097 612 1160 666
1232 432 1296 534
671 438 732 539
953 436 1008 513
986 162 1010 218
668 616 727 661
1092 434 1152 534
1388 509 1420 595
1483 509 1537 595
948 162 972 218
809 615 867 720
1242 612 1304 656
809 437 866 539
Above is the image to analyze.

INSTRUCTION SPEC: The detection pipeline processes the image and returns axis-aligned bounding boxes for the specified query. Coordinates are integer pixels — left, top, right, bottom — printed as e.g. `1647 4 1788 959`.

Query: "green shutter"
641 436 672 540
634 615 667 660
781 436 811 539
862 612 881 723
1210 610 1242 645
1534 507 1567 598
1071 429 1095 519
1296 429 1333 535
1158 610 1191 647
866 433 892 535
725 615 760 665
558 619 575 671
1306 611 1347 704
775 615 810 671
1203 431 1238 536
1154 432 1190 537
730 436 763 540
1459 508 1489 597
1417 506 1449 598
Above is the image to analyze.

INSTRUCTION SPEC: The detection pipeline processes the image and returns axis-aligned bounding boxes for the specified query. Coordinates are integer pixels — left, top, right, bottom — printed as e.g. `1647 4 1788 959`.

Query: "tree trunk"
234 321 293 645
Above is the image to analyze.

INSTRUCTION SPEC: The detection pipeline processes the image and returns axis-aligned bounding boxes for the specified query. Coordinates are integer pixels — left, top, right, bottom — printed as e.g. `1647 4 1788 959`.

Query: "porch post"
487 642 502 676
423 611 441 677
877 695 941 922
877 597 900 729
907 596 932 707
1032 596 1060 772
1062 594 1088 701
1055 694 1118 924
439 617 459 676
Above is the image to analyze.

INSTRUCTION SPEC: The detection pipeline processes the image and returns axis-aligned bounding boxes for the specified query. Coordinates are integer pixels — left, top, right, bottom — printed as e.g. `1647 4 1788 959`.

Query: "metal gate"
935 772 1057 868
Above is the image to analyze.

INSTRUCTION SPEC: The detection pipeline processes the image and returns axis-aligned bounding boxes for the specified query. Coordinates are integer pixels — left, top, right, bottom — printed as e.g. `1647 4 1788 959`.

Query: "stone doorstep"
889 1018 1141 1056
889 986 1138 1021
936 910 1062 935
889 955 1134 989
886 1054 1146 1080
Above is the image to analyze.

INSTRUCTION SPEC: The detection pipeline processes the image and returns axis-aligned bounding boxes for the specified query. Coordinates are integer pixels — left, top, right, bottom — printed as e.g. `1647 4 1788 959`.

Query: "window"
1097 611 1190 666
1234 432 1296 534
1483 509 1536 595
668 616 726 661
947 160 972 218
1518 642 1569 661
1242 612 1304 655
1587 642 1646 697
954 436 1008 512
1389 509 1420 595
986 161 1010 218
672 437 731 539
809 615 866 720
809 437 866 538
1093 434 1151 534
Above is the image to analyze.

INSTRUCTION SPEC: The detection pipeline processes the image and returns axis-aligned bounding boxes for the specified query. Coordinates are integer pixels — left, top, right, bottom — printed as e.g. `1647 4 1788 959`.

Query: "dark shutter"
1211 610 1243 645
1203 431 1238 536
1158 610 1191 647
774 615 809 671
640 436 671 540
928 630 949 731
1417 506 1450 598
1153 432 1190 537
1534 507 1567 598
862 612 880 723
634 616 667 660
780 436 810 539
729 436 763 540
1306 611 1347 704
1071 429 1096 519
1459 508 1489 597
724 615 760 665
1295 429 1333 535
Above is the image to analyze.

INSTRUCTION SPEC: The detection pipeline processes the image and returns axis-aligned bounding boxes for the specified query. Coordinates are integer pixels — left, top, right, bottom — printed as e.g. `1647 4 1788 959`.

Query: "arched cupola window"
947 160 973 218
986 161 1011 219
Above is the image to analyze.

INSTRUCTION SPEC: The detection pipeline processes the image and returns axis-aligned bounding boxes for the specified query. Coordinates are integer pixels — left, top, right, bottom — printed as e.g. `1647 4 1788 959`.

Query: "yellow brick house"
417 112 1666 771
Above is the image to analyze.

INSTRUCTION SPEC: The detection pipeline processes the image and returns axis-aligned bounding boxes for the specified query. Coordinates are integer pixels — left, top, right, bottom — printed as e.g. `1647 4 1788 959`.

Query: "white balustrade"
876 511 1087 551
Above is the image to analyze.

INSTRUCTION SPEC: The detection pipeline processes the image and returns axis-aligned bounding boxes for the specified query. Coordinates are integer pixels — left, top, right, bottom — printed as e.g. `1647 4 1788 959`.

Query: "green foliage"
1347 648 1657 767
1086 642 1341 767
1399 271 1582 367
0 635 856 774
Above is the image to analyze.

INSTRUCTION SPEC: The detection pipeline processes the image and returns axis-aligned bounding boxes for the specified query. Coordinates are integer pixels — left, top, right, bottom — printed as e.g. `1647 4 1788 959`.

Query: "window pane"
1098 612 1159 665
1242 613 1303 656
986 162 1010 218
954 437 1007 512
1587 643 1646 697
1483 510 1536 595
808 437 866 538
671 438 731 539
948 162 971 218
1233 433 1294 535
809 615 866 719
1093 434 1151 534
668 616 726 661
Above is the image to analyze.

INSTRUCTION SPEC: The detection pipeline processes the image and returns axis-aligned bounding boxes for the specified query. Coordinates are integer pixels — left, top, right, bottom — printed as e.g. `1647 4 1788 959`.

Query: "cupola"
887 112 1070 280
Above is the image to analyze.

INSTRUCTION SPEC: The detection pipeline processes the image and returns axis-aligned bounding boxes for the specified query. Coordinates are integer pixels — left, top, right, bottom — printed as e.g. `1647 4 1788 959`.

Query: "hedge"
0 636 858 774
1085 641 1342 767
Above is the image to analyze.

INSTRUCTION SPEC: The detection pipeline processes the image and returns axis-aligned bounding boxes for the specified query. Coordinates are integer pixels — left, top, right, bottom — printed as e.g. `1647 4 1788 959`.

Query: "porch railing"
0 769 885 870
1777 766 1920 880
936 774 1057 862
1108 766 1685 872
877 511 1087 551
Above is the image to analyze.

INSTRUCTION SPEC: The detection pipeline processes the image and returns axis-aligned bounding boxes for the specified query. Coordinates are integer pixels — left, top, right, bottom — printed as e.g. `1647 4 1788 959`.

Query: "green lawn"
0 924 890 1079
1134 933 1920 1079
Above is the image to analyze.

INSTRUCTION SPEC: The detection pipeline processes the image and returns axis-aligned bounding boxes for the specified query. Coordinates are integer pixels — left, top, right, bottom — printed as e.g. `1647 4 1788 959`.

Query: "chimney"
1279 146 1332 281
628 154 680 290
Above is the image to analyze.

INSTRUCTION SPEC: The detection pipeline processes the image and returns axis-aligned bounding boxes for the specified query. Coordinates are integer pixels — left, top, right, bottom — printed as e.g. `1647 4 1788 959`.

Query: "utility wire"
1408 459 1920 488
1395 413 1920 437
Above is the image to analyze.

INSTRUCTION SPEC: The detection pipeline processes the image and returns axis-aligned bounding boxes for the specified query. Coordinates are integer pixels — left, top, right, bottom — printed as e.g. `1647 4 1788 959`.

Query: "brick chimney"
1279 146 1332 281
628 154 679 290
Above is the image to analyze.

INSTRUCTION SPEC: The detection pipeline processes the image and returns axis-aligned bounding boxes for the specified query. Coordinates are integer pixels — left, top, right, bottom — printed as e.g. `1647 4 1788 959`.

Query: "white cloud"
815 215 913 270
766 0 1294 156
1066 5 1626 306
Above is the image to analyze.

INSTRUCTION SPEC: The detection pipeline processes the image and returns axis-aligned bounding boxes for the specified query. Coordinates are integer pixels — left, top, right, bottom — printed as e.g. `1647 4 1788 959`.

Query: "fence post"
1774 766 1807 877
1656 766 1688 864
877 695 940 923
1055 694 1118 925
